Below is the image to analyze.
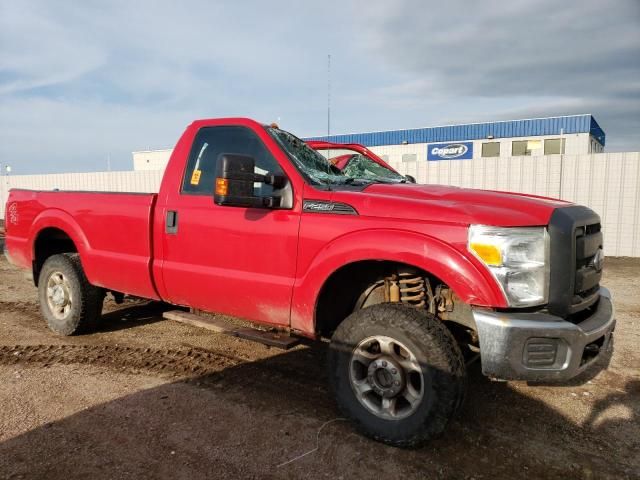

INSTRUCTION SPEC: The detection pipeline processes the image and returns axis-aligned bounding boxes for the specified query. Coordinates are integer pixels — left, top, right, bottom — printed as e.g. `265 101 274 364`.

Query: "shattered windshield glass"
267 127 405 186
339 154 406 182
267 127 356 185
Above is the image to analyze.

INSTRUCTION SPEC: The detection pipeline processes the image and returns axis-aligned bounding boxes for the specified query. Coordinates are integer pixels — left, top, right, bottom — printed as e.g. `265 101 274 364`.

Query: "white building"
132 148 173 171
132 114 605 172
305 114 605 166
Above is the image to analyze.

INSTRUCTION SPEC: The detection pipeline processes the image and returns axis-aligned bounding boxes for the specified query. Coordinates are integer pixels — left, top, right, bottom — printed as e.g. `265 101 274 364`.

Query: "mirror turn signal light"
215 178 229 196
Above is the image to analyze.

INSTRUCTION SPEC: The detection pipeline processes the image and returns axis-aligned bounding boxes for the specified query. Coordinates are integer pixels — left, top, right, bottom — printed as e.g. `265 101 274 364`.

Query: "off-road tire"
328 303 466 447
38 254 103 335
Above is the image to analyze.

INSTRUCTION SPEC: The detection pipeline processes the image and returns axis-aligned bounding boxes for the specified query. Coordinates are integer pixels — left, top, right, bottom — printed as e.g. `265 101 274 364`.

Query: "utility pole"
0 163 3 213
327 54 331 137
0 163 11 214
559 128 564 199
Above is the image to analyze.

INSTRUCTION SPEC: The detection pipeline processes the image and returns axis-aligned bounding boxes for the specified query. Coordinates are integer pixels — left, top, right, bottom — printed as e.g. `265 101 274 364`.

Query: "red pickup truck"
3 117 615 447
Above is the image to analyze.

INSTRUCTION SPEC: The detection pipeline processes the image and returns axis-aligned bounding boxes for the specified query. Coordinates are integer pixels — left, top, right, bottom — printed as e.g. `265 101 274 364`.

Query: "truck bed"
4 189 160 299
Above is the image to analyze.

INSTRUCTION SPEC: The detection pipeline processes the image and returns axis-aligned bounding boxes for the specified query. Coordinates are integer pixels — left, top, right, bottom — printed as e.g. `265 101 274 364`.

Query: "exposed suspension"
382 272 454 316
384 273 426 308
399 273 427 307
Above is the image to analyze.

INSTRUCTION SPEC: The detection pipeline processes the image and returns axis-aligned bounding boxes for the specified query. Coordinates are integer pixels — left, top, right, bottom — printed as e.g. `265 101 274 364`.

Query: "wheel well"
33 228 78 285
315 260 459 338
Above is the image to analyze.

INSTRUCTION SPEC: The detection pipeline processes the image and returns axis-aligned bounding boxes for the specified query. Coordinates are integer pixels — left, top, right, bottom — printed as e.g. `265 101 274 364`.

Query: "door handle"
166 210 178 234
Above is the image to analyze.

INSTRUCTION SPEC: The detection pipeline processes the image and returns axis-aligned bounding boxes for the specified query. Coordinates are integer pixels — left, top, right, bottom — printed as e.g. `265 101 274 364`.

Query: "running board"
162 310 301 350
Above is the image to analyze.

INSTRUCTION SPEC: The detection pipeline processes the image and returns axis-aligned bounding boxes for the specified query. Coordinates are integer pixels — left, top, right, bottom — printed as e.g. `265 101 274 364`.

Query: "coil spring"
398 273 426 308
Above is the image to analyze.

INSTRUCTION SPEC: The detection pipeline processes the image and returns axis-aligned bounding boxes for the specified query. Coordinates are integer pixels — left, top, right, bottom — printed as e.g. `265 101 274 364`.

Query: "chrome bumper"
473 287 615 382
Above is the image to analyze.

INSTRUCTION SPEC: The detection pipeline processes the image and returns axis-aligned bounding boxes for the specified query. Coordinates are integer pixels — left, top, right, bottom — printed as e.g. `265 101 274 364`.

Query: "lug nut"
381 361 387 367
391 368 397 374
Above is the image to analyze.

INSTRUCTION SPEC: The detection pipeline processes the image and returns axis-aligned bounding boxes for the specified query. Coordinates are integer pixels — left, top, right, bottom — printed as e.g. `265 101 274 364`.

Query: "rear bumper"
473 287 615 382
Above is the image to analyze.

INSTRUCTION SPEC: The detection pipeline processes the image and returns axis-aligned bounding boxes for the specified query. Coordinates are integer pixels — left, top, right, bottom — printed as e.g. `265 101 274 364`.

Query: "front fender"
290 228 506 335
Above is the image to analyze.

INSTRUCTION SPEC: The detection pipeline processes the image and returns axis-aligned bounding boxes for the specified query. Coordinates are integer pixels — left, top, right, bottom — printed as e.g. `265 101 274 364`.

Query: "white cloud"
0 0 638 173
0 2 106 95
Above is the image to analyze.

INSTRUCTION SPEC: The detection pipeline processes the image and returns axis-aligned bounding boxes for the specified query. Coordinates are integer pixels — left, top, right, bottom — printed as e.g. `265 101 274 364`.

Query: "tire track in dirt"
0 344 243 377
0 300 38 311
0 342 333 412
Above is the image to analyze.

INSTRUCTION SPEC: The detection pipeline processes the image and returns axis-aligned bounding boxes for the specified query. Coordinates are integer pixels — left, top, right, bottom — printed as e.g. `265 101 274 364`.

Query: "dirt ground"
0 255 638 480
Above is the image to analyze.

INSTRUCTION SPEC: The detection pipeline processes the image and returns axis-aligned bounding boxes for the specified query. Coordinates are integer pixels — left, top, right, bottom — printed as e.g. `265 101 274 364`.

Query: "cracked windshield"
268 127 406 185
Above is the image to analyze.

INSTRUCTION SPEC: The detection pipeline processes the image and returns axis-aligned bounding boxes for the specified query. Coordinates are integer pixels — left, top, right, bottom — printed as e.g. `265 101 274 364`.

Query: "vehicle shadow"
0 340 637 479
96 300 173 333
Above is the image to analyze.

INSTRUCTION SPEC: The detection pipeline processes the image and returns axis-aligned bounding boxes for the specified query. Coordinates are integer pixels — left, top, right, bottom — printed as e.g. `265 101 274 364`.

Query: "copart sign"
427 142 473 161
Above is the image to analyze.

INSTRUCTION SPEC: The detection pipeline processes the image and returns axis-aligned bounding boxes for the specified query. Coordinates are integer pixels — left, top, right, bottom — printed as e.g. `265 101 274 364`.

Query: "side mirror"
405 175 417 183
214 154 286 208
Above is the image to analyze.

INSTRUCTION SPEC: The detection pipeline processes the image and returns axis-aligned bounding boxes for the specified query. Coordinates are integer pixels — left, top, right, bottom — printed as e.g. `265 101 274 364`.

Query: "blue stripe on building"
305 114 605 147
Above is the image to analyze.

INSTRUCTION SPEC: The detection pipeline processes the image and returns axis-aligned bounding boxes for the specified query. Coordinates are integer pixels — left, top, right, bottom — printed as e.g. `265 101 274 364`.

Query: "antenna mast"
327 54 331 136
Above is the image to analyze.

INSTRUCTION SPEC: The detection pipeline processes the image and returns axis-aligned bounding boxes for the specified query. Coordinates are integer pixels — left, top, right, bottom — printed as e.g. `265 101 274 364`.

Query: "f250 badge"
8 202 18 225
303 200 357 215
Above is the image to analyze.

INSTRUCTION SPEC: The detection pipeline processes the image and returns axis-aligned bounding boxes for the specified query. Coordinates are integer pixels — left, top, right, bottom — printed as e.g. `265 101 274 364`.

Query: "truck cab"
3 117 615 447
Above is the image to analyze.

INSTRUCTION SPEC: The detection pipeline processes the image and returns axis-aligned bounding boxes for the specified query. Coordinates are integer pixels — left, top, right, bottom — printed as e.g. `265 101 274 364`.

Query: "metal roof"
305 114 606 147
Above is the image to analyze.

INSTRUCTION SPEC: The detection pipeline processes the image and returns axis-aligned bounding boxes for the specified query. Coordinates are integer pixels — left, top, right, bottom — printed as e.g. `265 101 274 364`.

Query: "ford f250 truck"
3 118 615 447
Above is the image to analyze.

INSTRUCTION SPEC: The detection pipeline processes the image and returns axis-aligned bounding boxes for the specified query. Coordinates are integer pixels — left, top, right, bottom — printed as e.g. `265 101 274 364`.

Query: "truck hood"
337 183 570 226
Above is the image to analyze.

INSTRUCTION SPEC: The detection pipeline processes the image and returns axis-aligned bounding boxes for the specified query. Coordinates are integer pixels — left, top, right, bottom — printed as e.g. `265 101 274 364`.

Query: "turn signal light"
215 178 228 196
470 242 502 266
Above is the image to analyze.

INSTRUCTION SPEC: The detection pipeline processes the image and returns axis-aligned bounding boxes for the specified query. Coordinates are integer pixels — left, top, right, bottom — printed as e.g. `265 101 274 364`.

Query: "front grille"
548 206 603 317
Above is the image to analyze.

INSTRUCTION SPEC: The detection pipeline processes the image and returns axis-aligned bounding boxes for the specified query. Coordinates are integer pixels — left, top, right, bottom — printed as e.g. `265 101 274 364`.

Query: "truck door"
159 125 300 327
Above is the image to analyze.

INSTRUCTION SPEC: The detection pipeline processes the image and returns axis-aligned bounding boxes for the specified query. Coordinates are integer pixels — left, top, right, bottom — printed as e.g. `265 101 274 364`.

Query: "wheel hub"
349 335 425 420
46 271 73 320
367 356 405 398
51 285 67 306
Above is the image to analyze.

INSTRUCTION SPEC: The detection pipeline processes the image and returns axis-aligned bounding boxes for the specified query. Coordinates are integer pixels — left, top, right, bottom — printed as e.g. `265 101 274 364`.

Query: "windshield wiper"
343 178 374 186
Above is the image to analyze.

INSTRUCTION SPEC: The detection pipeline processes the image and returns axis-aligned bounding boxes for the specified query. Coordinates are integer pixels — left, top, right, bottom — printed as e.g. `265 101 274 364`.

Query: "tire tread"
38 253 103 335
329 303 466 447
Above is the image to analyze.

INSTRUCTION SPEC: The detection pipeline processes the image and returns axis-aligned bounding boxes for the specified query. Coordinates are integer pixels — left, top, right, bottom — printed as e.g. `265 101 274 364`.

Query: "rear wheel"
38 254 103 335
328 303 466 447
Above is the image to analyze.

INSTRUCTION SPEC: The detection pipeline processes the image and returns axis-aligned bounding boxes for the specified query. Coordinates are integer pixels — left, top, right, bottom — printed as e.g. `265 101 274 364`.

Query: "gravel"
0 256 638 479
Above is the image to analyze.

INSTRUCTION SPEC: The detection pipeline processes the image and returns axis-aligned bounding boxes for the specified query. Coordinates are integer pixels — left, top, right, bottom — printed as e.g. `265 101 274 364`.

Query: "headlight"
468 225 550 307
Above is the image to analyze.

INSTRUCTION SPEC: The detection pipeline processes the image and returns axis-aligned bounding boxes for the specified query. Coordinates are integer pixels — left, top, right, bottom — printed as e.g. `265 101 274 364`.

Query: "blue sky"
1 0 639 174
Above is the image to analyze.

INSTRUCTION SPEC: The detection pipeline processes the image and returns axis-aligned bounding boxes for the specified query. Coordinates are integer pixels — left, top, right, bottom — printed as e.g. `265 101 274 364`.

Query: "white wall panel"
1 153 639 256
0 170 163 219
391 152 640 257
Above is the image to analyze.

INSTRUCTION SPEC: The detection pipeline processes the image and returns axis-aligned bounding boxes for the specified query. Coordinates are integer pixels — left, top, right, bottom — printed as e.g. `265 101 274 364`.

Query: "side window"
544 138 565 155
481 142 500 157
182 126 283 196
